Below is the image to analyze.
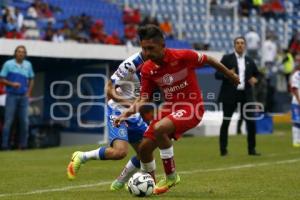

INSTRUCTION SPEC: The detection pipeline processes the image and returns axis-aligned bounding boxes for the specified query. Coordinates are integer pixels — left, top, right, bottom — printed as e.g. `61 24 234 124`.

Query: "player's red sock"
162 157 176 176
160 146 176 177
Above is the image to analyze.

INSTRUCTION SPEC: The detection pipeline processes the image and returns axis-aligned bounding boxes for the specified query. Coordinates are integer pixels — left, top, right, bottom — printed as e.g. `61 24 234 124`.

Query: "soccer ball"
127 172 155 197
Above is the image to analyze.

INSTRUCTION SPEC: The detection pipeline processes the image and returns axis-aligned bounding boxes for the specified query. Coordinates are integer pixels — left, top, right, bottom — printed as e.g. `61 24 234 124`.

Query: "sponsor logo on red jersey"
164 81 189 93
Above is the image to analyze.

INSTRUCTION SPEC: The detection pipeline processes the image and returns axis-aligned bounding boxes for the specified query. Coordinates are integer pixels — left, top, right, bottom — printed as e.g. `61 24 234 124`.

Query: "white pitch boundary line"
0 158 300 198
0 181 112 198
179 158 300 175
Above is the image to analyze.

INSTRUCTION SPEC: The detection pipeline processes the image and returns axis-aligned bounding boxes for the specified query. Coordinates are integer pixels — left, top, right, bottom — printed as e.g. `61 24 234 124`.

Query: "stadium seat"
192 15 199 22
185 14 191 21
186 32 192 39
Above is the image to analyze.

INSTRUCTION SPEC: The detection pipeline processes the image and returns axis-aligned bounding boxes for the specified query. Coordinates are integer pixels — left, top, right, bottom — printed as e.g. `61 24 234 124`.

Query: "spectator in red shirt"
124 24 137 40
39 2 55 23
105 31 121 45
290 33 300 55
124 24 138 45
123 5 141 25
132 8 141 24
90 20 107 43
261 0 285 19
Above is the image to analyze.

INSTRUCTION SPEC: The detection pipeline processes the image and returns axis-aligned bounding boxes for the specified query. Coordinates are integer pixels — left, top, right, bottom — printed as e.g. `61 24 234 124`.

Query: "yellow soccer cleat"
153 173 180 195
110 179 126 191
67 151 85 180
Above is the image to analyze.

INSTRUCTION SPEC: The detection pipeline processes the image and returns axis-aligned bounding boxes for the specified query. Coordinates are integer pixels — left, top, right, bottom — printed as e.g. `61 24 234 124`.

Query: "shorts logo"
118 129 127 137
171 109 187 118
163 74 174 85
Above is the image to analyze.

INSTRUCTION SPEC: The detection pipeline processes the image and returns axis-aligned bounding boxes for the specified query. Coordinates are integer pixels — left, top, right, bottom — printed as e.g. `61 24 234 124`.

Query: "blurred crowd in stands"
1 0 300 108
0 0 174 46
211 0 297 20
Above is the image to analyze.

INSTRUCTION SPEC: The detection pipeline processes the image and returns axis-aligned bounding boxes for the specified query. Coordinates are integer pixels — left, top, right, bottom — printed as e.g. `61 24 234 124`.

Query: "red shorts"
144 104 204 141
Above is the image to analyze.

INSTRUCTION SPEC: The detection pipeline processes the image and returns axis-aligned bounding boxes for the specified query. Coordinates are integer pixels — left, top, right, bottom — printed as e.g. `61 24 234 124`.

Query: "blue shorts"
291 104 300 127
107 105 147 146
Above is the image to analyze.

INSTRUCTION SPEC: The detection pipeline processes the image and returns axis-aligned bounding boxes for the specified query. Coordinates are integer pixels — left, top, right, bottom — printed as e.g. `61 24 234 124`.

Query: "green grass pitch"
0 123 299 200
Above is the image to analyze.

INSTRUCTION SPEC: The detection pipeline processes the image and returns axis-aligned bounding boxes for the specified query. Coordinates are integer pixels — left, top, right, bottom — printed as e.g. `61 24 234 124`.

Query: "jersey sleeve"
110 62 132 85
110 57 139 85
0 61 10 78
110 70 123 85
291 72 300 89
183 50 207 69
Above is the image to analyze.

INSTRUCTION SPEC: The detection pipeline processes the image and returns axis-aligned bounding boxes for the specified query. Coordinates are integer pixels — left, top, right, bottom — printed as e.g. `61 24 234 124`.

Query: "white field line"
0 158 300 198
267 151 299 157
0 181 112 198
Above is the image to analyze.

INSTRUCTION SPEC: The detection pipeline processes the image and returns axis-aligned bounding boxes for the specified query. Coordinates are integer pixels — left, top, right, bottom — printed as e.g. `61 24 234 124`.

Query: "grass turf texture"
0 123 299 200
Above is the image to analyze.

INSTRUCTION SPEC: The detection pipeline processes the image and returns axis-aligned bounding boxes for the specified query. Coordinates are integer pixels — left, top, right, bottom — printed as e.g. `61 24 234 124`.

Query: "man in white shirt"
262 35 277 76
245 27 260 62
290 65 300 147
215 36 260 156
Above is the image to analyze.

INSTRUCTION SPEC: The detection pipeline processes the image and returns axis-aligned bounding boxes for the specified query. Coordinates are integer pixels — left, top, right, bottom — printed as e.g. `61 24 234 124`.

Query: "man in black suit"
215 36 260 156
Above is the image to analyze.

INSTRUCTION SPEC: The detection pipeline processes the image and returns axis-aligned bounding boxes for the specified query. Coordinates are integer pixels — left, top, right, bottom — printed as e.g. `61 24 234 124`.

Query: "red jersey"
140 48 207 105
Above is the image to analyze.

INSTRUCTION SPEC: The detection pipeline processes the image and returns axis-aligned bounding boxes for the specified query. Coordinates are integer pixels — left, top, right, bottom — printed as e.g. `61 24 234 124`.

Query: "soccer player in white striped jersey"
290 64 300 147
67 52 152 191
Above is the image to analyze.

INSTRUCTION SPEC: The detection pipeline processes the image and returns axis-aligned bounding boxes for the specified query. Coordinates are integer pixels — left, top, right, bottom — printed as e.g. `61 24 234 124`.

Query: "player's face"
234 38 246 55
15 47 26 61
140 39 164 63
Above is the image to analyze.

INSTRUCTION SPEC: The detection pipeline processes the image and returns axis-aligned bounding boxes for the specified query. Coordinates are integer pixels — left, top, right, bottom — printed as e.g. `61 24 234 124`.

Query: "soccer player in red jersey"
114 25 240 194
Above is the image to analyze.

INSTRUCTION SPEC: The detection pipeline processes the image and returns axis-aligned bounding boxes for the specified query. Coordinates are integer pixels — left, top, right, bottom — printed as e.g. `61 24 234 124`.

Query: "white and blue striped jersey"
108 52 144 113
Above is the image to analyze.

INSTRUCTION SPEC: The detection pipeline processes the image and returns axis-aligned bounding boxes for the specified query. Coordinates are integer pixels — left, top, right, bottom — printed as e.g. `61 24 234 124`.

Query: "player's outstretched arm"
206 55 240 86
113 97 149 127
105 80 135 107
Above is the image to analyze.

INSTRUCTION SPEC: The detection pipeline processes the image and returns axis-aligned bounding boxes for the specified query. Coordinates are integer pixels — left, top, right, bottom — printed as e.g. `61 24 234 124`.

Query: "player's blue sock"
99 147 107 160
131 156 140 168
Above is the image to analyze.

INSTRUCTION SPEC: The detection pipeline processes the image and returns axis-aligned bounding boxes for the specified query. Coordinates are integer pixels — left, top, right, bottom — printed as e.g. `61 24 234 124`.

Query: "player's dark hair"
14 45 27 57
233 36 246 45
138 25 164 42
